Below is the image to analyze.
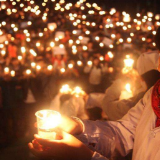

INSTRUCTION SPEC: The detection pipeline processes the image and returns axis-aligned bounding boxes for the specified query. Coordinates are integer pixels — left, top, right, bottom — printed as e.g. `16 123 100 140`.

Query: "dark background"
65 0 160 15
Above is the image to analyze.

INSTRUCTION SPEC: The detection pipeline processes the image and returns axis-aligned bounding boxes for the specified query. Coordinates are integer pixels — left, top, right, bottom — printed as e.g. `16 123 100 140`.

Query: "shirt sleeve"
77 88 152 159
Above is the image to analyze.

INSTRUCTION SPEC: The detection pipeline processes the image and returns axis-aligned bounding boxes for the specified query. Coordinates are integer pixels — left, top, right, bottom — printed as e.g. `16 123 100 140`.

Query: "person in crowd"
102 69 160 121
84 57 107 92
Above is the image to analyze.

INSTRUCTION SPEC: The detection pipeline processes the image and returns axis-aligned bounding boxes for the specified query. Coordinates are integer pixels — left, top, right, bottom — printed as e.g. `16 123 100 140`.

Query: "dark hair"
155 27 160 50
141 69 160 89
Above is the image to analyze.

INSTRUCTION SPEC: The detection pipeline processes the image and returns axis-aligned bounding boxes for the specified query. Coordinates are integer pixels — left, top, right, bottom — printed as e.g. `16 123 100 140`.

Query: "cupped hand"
28 132 93 160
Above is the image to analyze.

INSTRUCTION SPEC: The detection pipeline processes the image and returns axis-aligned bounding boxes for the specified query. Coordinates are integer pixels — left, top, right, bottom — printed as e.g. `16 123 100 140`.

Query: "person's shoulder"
143 50 159 55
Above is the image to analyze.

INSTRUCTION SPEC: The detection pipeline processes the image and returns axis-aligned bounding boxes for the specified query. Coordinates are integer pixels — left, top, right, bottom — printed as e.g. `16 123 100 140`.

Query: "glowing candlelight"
21 47 26 54
47 65 53 71
77 60 82 66
127 37 132 43
35 110 61 139
18 55 22 61
31 62 36 68
60 84 72 94
36 42 41 47
36 65 41 71
122 56 134 74
11 70 15 77
99 43 104 47
120 83 133 100
108 51 114 58
99 56 104 61
4 67 9 74
50 42 55 48
87 61 92 66
1 50 6 56
26 69 31 75
72 86 85 97
60 68 65 73
68 63 73 69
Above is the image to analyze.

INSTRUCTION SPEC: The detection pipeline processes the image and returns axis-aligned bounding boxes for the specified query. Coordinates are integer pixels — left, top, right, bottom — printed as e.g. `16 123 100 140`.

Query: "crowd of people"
0 1 160 159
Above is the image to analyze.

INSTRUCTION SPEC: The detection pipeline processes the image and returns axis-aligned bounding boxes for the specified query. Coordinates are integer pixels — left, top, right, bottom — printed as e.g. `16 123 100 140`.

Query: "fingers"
34 134 61 147
28 142 54 159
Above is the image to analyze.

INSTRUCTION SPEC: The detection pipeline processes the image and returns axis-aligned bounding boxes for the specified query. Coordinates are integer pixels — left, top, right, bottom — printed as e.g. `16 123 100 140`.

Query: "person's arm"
78 88 152 158
102 79 133 121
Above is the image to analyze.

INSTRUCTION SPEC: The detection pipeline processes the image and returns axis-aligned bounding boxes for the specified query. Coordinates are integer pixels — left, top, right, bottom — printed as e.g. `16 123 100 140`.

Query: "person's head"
11 58 19 66
141 69 160 90
93 57 100 66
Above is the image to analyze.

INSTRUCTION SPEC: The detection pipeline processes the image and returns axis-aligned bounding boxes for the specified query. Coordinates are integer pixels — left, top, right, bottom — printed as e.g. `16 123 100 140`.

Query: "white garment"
50 94 88 119
24 89 36 103
84 66 102 85
78 87 160 160
86 93 105 109
61 96 88 119
137 50 159 75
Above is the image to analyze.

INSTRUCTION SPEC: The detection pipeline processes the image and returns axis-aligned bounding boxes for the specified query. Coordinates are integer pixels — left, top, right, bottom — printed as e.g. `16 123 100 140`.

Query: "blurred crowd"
0 0 159 148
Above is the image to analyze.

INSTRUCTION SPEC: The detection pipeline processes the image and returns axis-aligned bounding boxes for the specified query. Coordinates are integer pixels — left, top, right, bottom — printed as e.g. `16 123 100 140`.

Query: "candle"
108 51 114 58
26 69 31 75
31 62 36 68
50 42 55 48
4 67 9 74
11 70 15 77
18 55 22 61
87 61 92 66
122 56 134 74
68 63 73 69
21 47 26 54
60 68 65 73
120 83 133 100
36 65 41 71
60 84 72 94
35 110 61 139
47 65 53 71
72 86 85 97
77 60 82 66
36 42 41 47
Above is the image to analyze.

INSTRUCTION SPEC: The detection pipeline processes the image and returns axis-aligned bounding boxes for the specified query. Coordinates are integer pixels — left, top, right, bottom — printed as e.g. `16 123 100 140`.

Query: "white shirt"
77 87 160 160
137 50 159 75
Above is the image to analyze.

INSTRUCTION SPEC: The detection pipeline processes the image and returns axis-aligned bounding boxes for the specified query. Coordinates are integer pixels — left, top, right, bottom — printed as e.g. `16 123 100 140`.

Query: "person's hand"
28 132 93 160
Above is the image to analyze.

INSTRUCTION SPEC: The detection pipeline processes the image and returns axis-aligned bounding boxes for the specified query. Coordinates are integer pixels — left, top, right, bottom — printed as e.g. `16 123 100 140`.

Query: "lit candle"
68 63 73 69
72 86 85 97
122 56 134 74
60 68 65 73
35 110 61 139
120 83 133 100
26 69 31 75
36 65 41 71
47 65 53 71
4 67 9 74
87 61 92 66
21 47 26 54
31 62 36 68
18 55 22 61
60 84 72 94
77 60 82 66
11 70 15 77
